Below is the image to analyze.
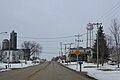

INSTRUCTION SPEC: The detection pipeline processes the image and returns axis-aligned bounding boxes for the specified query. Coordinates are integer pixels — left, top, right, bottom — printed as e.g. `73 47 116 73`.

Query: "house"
67 47 93 62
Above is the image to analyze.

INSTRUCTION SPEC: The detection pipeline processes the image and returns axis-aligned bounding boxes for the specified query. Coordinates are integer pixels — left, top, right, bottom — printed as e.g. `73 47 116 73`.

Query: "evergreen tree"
93 26 108 65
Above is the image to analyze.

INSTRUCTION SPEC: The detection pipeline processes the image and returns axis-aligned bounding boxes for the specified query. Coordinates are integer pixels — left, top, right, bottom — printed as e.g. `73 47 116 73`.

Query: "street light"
8 37 11 68
0 32 7 34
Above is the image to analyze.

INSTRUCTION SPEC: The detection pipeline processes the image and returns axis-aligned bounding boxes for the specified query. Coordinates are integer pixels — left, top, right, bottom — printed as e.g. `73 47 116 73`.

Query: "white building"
0 50 23 63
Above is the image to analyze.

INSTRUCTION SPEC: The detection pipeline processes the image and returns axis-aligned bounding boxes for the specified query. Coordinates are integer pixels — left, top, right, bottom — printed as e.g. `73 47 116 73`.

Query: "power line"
18 39 59 43
18 35 74 40
102 8 120 23
17 33 89 41
41 51 58 54
98 1 120 22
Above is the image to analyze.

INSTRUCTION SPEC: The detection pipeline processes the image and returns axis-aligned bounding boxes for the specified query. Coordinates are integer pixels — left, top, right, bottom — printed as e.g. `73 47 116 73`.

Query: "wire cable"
41 51 59 54
102 7 120 23
98 1 120 22
18 35 74 40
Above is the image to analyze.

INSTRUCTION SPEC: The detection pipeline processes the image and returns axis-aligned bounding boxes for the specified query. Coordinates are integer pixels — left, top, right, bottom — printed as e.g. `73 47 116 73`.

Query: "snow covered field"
62 62 120 80
0 61 39 72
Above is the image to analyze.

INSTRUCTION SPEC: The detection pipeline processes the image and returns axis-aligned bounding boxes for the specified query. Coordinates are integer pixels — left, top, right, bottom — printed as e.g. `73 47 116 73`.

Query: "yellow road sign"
74 50 80 56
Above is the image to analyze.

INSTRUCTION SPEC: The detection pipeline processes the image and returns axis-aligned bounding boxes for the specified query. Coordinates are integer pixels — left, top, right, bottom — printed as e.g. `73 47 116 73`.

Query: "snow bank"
0 61 39 72
62 62 120 80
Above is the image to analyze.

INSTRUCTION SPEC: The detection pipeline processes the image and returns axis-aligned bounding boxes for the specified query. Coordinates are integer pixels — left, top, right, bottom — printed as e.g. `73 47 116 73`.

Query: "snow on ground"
62 62 120 80
0 61 39 72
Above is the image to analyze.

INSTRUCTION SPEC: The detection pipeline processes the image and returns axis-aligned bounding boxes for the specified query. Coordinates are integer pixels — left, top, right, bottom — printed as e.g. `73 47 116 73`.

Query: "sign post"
79 61 83 72
74 50 80 70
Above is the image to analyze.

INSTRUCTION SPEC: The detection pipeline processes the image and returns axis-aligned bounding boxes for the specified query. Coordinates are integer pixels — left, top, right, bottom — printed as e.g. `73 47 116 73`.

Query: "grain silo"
2 39 9 50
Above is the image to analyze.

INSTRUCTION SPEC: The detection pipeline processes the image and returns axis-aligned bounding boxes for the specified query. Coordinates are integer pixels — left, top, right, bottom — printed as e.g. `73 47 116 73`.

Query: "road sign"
74 50 80 56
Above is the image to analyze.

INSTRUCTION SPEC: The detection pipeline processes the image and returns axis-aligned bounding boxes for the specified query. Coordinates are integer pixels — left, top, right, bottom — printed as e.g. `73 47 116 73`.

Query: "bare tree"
105 35 114 48
110 19 120 68
21 41 42 58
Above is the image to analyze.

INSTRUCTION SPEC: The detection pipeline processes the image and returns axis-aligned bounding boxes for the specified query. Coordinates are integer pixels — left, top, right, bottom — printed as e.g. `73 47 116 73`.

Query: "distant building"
67 47 93 62
0 30 30 63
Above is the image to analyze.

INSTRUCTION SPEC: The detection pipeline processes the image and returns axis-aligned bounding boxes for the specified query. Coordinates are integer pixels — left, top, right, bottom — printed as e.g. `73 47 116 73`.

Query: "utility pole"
67 43 74 49
63 44 67 60
93 23 102 68
75 35 83 70
62 43 74 61
67 43 74 62
60 42 63 56
63 44 67 55
75 35 83 49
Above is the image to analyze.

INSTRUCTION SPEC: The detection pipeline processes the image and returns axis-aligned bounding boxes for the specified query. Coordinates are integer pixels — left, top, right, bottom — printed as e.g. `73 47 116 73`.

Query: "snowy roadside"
0 61 39 72
62 62 120 80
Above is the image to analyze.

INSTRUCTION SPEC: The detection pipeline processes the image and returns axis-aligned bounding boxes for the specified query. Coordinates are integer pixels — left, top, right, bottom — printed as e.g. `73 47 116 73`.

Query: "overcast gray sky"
0 0 120 60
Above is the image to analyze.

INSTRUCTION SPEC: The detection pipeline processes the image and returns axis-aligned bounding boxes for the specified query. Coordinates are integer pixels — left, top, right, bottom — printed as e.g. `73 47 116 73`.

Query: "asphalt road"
0 61 95 80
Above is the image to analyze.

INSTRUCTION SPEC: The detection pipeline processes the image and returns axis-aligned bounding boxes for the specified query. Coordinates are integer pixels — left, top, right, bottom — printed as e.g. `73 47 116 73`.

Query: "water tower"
86 23 94 48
